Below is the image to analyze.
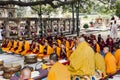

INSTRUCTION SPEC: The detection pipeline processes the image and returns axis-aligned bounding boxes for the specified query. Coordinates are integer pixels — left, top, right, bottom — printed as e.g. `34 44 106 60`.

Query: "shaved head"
79 37 85 43
20 67 31 80
103 47 109 54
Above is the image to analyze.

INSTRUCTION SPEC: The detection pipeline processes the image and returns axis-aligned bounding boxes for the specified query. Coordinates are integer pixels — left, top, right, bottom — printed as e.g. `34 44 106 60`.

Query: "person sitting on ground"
94 48 106 77
10 66 33 80
68 37 95 76
114 43 120 70
47 53 70 80
19 67 33 80
103 47 117 75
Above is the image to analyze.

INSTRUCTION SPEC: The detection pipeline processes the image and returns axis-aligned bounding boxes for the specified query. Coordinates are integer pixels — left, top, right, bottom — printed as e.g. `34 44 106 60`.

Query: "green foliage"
83 23 89 29
116 0 120 17
31 4 57 16
16 6 26 17
83 15 88 18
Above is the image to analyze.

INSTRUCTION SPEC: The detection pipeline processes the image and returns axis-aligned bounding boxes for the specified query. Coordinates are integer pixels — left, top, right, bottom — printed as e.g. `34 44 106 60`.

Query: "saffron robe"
47 62 70 80
114 49 120 69
15 41 23 54
68 41 95 76
21 41 30 56
105 52 117 74
94 52 106 76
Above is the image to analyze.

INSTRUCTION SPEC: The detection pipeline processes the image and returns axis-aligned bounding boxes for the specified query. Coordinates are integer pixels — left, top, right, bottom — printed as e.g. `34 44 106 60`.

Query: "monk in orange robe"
7 39 14 51
47 44 54 55
114 46 120 70
27 41 36 54
37 41 45 57
57 39 61 47
2 38 8 52
10 39 17 53
47 53 70 80
20 41 30 56
15 41 23 54
93 40 100 53
60 43 67 59
52 43 61 57
103 47 117 75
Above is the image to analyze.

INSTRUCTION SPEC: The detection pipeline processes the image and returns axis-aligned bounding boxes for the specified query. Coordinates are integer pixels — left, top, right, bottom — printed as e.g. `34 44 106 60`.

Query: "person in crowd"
98 34 102 43
114 43 120 70
103 47 117 75
52 43 61 57
47 53 70 80
60 43 67 59
14 40 23 54
19 67 32 80
94 48 106 77
68 37 95 76
93 40 100 53
113 20 118 39
27 40 36 54
106 35 114 52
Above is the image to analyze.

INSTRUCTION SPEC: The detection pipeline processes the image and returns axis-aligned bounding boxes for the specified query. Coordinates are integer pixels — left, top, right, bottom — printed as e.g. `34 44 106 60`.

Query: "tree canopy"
0 0 119 17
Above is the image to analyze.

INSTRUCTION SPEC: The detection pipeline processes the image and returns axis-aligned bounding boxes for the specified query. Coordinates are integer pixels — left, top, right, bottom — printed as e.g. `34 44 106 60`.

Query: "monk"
94 49 106 77
93 40 100 53
20 40 30 56
114 44 120 70
27 41 36 54
98 34 102 43
21 40 30 55
98 38 105 51
103 47 117 75
2 38 9 52
37 40 45 57
60 43 67 59
47 53 70 80
68 37 95 76
52 43 61 57
8 39 14 52
14 40 23 54
106 35 114 52
20 67 33 80
10 39 17 53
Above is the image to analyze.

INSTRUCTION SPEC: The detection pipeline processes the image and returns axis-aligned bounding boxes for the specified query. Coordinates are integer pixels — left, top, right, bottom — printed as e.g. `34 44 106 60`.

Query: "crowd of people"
1 32 120 79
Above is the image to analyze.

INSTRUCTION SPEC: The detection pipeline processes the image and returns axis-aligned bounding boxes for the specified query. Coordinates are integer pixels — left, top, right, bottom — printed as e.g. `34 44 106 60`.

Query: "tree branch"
0 0 78 8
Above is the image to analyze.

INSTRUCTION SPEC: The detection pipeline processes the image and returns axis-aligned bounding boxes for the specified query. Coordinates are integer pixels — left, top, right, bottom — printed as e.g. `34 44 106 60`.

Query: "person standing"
113 20 118 39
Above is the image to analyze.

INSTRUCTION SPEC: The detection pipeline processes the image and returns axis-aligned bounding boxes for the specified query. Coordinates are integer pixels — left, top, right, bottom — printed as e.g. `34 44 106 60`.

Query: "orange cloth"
15 41 22 54
66 40 70 48
96 43 100 53
2 41 12 52
69 41 74 49
57 39 61 47
10 40 17 52
39 44 45 53
47 45 54 55
47 62 70 80
21 41 30 55
68 41 95 76
105 52 117 74
114 49 120 69
94 52 106 76
56 47 61 57
37 44 45 57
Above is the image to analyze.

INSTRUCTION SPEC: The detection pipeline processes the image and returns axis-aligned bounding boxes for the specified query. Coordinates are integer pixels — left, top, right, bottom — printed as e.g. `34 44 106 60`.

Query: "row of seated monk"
2 34 120 80
1 33 118 57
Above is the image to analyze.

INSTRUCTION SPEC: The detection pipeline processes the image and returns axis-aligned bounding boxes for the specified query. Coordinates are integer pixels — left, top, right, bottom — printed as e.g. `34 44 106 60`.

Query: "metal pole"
72 3 75 34
76 0 80 36
39 5 43 37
